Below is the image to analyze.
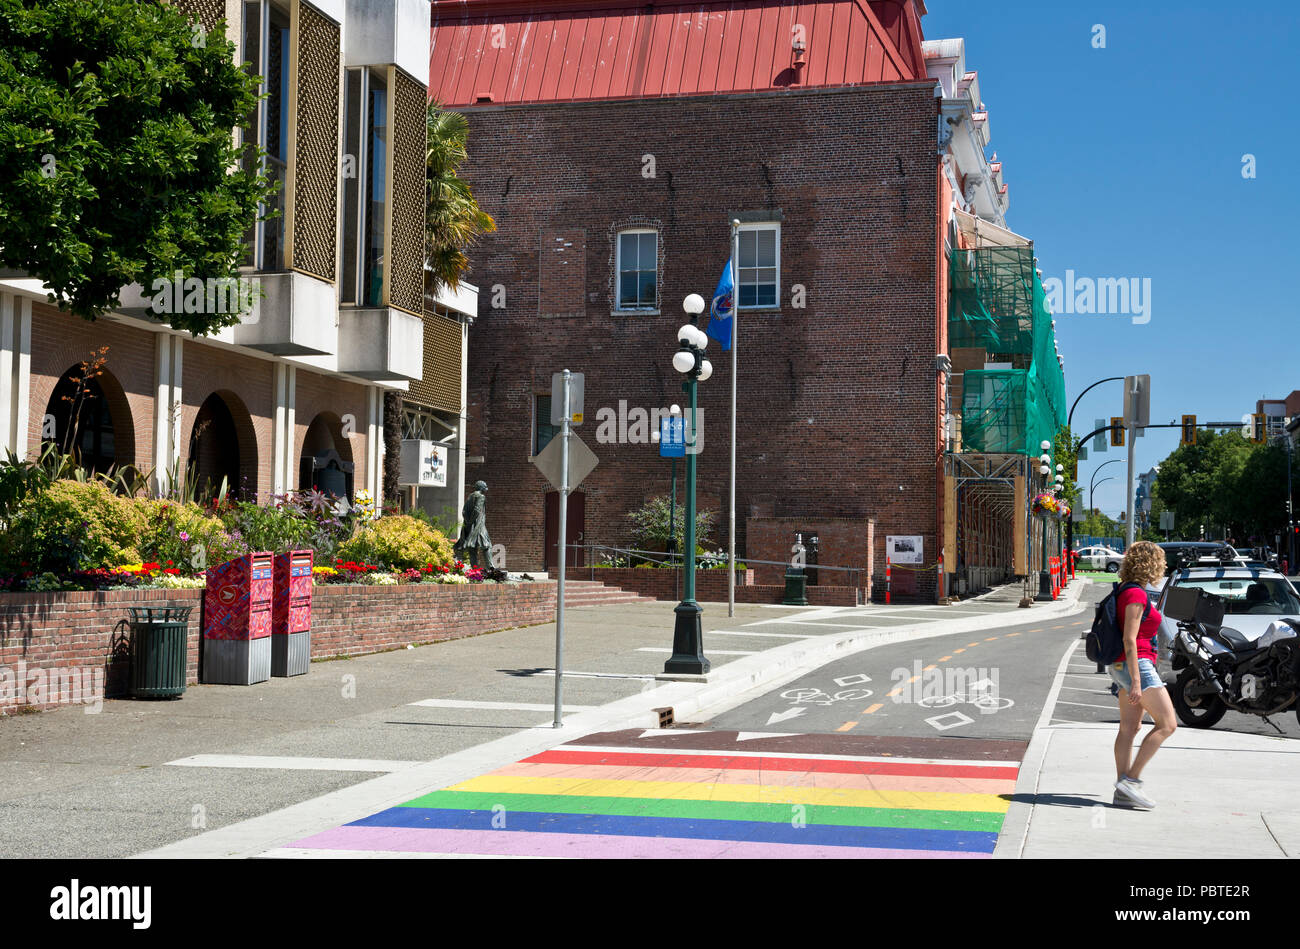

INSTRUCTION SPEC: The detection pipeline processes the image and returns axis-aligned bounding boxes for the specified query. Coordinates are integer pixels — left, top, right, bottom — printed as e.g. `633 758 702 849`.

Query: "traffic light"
1253 413 1266 444
1181 415 1197 446
1111 417 1125 447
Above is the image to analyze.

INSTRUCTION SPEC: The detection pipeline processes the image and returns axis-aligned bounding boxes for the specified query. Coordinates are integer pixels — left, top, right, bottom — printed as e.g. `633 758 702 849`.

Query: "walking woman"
1111 541 1177 809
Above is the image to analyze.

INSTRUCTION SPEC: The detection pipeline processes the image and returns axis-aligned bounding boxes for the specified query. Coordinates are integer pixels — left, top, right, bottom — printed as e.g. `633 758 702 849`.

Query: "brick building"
0 0 475 512
429 0 1065 599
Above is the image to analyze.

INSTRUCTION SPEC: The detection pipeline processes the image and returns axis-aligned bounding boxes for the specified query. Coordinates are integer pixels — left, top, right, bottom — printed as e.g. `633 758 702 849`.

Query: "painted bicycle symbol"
916 685 1013 712
781 687 874 706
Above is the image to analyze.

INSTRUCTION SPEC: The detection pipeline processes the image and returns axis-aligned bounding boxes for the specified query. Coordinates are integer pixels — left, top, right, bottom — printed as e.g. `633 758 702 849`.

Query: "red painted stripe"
522 748 1020 781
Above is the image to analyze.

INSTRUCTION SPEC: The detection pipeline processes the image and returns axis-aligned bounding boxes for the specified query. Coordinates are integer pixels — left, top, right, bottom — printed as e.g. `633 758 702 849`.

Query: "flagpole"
728 219 740 618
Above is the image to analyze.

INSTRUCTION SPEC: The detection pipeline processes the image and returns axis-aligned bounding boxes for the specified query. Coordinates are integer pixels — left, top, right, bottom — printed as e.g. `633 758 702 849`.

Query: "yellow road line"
886 687 903 697
938 655 952 662
922 664 937 672
953 648 966 654
967 642 980 647
836 721 858 732
452 775 1010 813
863 703 884 714
1006 632 1022 637
984 636 999 641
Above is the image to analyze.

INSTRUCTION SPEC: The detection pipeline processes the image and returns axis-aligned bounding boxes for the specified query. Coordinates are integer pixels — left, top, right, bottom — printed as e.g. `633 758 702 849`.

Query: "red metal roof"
429 0 927 106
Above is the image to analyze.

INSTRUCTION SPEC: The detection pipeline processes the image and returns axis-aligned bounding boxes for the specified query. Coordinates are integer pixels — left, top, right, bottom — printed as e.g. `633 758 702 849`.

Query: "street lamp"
1037 439 1054 601
664 294 711 675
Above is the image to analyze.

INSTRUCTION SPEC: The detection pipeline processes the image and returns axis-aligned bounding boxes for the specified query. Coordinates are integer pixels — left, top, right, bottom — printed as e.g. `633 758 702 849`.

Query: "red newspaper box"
272 550 313 677
202 552 274 685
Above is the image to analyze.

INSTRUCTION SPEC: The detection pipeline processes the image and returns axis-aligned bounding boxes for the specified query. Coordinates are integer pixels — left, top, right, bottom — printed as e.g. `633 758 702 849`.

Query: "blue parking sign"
660 417 685 458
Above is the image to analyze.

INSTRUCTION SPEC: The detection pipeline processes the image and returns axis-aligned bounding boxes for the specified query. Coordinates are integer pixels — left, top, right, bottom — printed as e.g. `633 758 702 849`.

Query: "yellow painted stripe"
886 687 903 697
984 636 998 641
907 675 920 684
922 664 937 672
450 775 1010 813
836 721 858 732
938 655 952 662
967 642 980 647
953 648 966 654
863 703 884 715
1006 632 1021 637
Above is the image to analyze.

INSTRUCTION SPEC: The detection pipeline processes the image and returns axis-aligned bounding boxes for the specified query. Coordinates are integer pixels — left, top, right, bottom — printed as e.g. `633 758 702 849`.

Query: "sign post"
1123 375 1150 548
553 371 571 728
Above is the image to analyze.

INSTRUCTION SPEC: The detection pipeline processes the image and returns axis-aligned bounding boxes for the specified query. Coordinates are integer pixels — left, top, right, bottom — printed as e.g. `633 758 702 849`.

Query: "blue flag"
706 259 733 351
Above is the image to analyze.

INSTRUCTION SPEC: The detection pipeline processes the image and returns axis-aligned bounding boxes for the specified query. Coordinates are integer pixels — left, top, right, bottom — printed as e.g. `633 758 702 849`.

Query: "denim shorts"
1108 658 1164 693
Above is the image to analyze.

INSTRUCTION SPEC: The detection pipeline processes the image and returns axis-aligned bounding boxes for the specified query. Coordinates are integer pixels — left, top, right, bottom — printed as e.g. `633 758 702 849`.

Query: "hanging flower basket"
1032 493 1069 518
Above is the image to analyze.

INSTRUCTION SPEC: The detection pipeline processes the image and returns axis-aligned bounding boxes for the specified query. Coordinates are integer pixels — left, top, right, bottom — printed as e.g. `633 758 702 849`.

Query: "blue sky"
923 0 1295 520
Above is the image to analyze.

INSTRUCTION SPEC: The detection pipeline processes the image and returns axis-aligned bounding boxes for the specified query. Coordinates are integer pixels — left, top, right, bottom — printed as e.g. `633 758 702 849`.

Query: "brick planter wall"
0 582 555 714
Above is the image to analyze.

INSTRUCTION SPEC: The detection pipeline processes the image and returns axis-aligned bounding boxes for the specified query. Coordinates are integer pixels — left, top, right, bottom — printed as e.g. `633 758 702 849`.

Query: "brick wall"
746 516 874 593
551 566 752 602
458 83 941 596
0 582 556 714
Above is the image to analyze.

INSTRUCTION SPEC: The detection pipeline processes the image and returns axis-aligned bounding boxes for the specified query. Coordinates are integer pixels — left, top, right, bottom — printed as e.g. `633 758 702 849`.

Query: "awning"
953 208 1031 248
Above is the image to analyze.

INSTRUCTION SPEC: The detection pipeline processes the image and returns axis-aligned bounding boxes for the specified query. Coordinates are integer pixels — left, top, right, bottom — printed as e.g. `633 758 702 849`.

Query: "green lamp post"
664 293 713 675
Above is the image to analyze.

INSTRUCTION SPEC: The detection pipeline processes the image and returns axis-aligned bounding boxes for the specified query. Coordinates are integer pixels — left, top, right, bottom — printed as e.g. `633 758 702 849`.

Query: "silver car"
1076 545 1124 572
1154 566 1300 684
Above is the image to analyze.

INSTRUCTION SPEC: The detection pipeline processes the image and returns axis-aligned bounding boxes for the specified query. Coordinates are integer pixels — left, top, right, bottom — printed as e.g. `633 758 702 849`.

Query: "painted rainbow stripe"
289 733 1021 859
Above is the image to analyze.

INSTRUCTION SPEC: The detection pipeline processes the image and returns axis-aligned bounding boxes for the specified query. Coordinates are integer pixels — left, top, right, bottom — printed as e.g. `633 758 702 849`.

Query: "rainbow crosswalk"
286 730 1024 858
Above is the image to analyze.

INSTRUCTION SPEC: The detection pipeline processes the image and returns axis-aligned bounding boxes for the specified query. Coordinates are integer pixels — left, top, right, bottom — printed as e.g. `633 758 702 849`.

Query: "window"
616 230 657 310
341 67 389 306
241 0 290 271
534 395 560 456
738 223 779 308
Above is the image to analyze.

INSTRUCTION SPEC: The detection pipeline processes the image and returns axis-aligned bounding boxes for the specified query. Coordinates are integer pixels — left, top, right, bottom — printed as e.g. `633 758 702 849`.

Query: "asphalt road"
702 586 1300 742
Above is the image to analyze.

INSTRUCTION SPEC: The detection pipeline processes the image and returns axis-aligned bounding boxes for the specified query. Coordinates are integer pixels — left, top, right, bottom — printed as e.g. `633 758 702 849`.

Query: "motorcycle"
1162 584 1300 732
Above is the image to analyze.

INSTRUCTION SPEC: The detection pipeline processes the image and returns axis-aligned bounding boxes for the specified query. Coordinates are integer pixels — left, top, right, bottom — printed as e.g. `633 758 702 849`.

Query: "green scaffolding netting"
952 246 1066 455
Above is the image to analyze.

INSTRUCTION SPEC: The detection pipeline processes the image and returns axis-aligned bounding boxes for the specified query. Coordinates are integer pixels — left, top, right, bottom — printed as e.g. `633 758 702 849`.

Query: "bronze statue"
454 480 492 567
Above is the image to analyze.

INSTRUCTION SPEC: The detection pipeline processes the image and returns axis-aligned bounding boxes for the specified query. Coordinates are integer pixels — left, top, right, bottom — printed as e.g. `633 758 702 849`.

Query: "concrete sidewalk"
997 632 1300 859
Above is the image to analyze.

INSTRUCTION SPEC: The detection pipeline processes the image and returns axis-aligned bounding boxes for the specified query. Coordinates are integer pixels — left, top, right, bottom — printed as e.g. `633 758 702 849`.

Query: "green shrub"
336 516 455 570
2 480 145 574
627 496 716 553
138 500 245 574
219 499 314 555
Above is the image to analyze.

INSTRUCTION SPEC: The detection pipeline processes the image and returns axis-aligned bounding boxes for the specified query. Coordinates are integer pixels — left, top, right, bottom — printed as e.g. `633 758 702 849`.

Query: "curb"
135 580 1091 859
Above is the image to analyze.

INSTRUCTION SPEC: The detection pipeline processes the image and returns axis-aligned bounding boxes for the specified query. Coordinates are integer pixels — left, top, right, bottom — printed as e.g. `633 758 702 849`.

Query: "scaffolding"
950 246 1066 456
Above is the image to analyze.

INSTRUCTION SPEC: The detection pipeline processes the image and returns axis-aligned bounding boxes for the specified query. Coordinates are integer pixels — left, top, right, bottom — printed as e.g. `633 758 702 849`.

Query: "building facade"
0 0 471 507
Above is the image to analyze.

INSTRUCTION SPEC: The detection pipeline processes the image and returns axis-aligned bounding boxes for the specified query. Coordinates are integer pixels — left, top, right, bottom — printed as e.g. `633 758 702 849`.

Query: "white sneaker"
1113 777 1155 809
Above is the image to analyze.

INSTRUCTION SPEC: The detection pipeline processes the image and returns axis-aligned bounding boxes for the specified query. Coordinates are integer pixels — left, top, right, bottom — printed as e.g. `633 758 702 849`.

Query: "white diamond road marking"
833 673 872 687
924 711 975 732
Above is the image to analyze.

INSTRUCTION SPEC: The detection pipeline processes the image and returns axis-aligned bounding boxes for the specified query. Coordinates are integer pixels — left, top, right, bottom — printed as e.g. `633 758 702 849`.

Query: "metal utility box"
272 550 314 677
202 552 274 685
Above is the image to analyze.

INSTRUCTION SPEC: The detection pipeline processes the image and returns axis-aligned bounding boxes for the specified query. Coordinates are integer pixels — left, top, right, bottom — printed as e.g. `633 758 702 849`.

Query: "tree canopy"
0 0 274 334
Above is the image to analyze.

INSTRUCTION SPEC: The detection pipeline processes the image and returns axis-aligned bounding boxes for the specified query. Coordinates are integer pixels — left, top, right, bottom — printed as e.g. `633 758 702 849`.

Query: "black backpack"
1085 582 1151 666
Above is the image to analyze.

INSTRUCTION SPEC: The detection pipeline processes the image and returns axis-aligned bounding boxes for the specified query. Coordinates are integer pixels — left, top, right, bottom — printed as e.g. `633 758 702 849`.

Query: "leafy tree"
627 496 716 555
0 0 275 333
1155 428 1287 540
425 104 494 293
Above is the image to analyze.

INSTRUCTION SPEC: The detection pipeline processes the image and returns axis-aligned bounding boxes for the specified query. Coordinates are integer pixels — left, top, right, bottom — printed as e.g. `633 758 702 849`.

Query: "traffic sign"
1181 415 1197 446
1160 511 1175 531
1093 418 1107 454
1124 375 1150 428
533 429 598 492
550 373 584 425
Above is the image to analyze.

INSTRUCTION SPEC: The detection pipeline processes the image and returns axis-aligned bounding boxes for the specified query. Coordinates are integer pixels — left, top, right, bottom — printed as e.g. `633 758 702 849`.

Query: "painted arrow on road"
766 707 809 726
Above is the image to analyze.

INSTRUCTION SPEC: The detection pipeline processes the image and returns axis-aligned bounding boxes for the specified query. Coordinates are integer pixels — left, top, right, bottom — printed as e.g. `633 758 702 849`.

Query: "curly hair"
1119 541 1165 586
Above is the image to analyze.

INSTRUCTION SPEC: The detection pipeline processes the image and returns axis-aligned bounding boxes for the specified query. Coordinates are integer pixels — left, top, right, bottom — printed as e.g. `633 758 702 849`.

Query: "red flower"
166 560 174 566
164 568 179 575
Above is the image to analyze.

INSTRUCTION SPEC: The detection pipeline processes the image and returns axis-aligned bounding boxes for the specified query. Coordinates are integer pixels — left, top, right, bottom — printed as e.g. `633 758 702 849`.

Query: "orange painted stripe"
967 643 980 647
938 655 952 662
863 703 884 715
922 664 937 672
953 648 966 654
836 721 858 732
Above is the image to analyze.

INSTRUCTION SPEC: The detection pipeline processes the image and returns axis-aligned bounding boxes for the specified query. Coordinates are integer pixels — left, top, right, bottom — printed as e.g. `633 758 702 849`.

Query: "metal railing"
557 543 868 602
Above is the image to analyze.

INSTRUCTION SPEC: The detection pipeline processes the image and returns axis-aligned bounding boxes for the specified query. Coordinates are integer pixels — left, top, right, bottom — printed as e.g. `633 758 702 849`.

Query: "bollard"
885 553 892 604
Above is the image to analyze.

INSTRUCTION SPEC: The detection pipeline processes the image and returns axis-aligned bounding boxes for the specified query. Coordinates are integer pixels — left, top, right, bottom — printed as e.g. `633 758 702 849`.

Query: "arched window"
43 371 116 473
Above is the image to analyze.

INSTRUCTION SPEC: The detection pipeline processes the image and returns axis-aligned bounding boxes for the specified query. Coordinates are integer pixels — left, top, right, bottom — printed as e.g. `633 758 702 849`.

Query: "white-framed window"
615 229 658 311
738 222 780 308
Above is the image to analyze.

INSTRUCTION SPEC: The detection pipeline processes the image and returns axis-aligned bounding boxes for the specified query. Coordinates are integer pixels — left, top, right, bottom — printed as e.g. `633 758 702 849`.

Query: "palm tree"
426 104 494 293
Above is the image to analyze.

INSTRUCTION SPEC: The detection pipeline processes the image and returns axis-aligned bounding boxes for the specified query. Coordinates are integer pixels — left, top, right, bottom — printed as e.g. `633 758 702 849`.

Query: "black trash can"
128 606 192 699
783 571 809 606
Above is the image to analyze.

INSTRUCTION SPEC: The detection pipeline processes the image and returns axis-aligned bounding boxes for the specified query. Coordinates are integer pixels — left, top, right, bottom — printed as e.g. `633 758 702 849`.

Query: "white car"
1153 565 1300 685
1076 545 1124 572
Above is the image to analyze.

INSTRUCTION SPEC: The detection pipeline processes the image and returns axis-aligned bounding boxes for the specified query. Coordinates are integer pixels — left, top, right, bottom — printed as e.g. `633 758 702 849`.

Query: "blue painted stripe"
346 807 998 853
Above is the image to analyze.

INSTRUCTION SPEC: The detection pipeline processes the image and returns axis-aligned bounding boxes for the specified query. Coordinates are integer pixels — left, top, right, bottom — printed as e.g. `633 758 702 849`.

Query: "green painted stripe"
399 790 1005 832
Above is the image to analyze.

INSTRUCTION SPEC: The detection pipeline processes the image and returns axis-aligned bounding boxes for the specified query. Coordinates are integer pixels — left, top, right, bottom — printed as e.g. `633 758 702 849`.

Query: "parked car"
1153 564 1300 686
1075 545 1124 572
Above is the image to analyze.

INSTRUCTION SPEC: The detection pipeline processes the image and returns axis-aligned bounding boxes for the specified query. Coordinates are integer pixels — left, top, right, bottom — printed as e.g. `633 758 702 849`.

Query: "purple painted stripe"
290 825 992 860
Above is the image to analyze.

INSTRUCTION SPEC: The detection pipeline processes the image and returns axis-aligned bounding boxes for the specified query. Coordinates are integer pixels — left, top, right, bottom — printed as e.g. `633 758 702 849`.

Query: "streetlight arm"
1068 377 1124 431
